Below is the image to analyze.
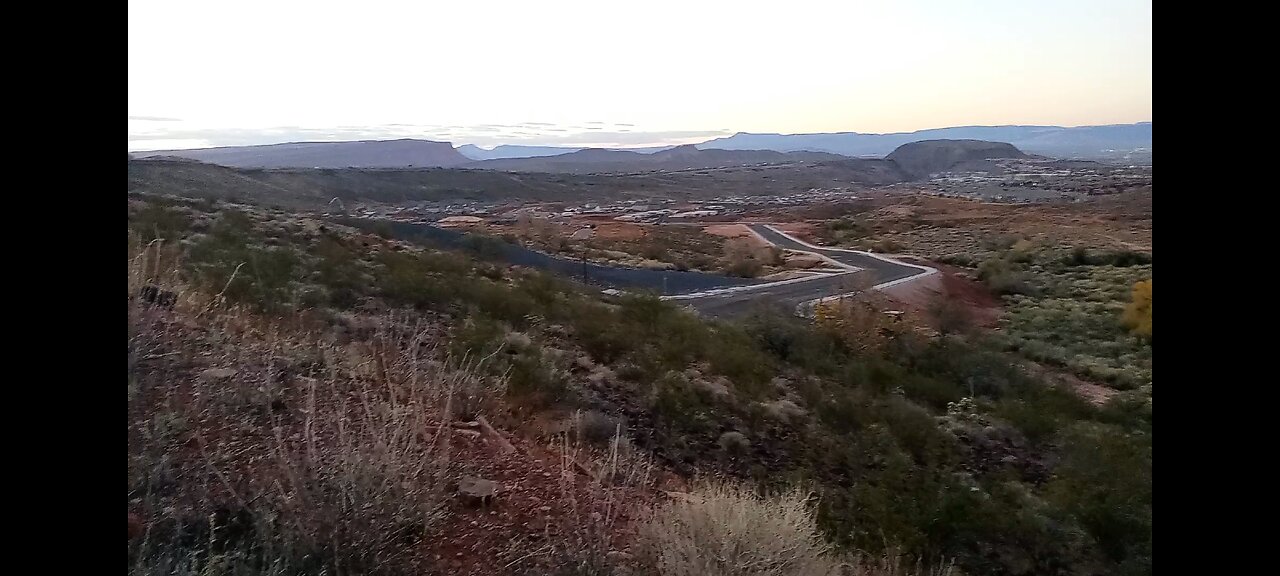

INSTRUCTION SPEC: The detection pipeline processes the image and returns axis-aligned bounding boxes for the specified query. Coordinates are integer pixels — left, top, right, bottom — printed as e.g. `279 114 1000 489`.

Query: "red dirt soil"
703 223 769 248
881 261 1002 330
423 431 664 575
770 222 820 243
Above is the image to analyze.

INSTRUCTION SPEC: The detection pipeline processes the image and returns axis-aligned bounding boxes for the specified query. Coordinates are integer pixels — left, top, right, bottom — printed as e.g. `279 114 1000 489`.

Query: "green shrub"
573 410 623 445
977 258 1033 295
651 372 714 434
1047 423 1151 575
507 347 566 405
725 257 764 278
936 253 978 268
130 202 192 242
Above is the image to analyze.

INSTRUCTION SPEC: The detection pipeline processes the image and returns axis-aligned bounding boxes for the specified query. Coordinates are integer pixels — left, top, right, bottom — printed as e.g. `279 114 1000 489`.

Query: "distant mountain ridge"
129 123 1150 169
698 122 1150 159
456 144 676 160
464 145 846 174
135 139 471 168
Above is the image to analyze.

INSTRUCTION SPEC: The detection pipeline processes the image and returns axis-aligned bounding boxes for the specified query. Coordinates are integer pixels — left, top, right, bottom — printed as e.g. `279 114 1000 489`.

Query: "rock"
692 377 730 399
761 399 807 422
607 550 633 562
197 368 237 383
587 366 615 385
138 285 177 309
575 356 596 371
457 476 501 507
504 332 532 351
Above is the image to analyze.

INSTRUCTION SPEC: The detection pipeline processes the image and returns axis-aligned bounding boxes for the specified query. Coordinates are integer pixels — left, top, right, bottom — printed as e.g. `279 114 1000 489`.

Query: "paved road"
675 224 935 318
675 271 865 317
746 224 926 284
353 218 931 318
357 219 766 295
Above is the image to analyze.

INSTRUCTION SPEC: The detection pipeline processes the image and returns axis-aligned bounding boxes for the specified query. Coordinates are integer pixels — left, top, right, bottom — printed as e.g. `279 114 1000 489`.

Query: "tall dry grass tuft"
498 423 651 576
128 242 509 575
638 480 842 576
634 480 957 576
258 321 463 573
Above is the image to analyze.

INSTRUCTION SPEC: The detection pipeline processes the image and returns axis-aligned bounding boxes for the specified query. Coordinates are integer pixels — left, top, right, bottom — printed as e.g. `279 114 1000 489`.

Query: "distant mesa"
456 144 676 161
133 139 470 169
698 122 1150 160
127 122 1149 171
463 146 844 174
457 144 582 161
885 139 1029 179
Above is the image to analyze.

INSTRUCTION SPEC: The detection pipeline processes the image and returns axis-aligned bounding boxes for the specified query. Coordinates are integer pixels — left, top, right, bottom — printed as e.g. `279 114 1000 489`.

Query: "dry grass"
127 238 505 575
637 481 842 576
635 481 958 576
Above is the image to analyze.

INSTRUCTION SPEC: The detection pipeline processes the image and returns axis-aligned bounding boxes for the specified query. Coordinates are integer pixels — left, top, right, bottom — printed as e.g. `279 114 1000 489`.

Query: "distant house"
671 210 719 218
436 215 485 228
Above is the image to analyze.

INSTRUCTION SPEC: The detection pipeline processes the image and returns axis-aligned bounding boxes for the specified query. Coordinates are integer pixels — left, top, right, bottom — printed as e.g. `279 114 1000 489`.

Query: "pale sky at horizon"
128 0 1152 151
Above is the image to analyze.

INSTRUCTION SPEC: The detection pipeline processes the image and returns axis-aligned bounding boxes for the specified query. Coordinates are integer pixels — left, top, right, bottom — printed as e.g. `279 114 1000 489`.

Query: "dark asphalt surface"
358 220 766 295
676 224 930 318
674 272 864 317
352 219 927 318
747 225 922 285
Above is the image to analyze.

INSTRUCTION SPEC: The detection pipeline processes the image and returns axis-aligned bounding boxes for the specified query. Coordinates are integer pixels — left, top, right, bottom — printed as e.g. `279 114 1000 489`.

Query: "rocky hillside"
127 192 1151 576
886 139 1029 179
134 139 472 168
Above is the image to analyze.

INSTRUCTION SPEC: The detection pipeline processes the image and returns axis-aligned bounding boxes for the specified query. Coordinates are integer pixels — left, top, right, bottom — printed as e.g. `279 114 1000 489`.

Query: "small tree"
815 297 898 355
1121 279 1151 338
927 292 974 335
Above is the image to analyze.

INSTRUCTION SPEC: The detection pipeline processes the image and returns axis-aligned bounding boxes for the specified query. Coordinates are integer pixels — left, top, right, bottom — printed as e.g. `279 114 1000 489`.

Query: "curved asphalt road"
747 224 929 286
361 219 766 294
673 224 936 318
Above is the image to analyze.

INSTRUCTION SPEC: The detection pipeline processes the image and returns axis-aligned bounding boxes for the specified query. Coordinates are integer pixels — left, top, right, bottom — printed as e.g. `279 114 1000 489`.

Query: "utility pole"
569 225 595 284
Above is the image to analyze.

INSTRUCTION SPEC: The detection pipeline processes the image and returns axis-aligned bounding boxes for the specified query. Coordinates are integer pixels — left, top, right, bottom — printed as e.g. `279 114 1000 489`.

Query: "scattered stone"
587 366 615 385
761 399 807 422
692 377 730 399
457 476 501 507
504 331 532 351
606 550 632 563
138 285 177 309
197 368 237 383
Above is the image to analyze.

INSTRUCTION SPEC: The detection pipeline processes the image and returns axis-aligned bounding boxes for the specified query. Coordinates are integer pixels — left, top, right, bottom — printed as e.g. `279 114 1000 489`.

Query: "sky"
128 0 1152 151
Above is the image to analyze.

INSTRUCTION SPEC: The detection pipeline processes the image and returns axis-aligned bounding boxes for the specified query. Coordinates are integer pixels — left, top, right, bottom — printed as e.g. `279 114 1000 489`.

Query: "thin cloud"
127 123 731 151
129 115 183 122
